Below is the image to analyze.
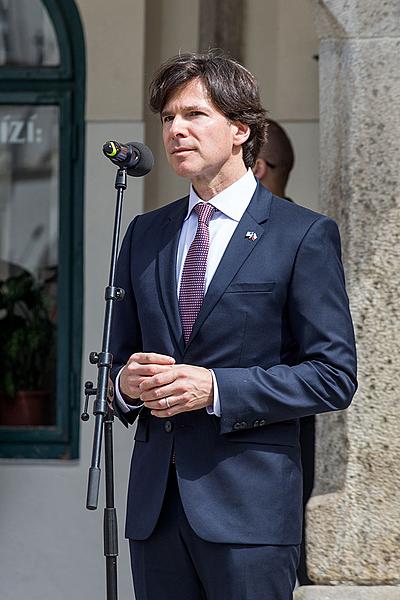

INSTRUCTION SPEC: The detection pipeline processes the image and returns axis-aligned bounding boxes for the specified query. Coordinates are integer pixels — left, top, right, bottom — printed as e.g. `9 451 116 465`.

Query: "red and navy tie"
179 202 216 344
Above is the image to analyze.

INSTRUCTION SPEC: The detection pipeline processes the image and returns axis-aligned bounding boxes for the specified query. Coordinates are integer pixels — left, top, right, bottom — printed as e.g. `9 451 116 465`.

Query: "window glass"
0 104 59 427
0 0 60 67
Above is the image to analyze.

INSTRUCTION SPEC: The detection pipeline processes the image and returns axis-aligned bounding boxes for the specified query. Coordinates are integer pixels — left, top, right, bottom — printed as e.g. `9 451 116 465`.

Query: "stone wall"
296 0 400 595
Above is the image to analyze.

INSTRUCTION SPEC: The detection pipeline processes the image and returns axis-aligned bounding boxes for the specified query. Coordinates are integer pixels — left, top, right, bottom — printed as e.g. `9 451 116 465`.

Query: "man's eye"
163 115 173 123
190 111 202 117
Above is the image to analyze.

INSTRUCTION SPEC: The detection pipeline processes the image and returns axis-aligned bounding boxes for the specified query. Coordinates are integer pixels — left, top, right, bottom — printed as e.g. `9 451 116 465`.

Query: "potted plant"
0 271 56 426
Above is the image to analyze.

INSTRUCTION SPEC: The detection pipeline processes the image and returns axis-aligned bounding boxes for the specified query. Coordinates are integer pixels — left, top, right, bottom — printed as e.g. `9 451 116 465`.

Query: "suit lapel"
186 184 273 349
157 197 188 354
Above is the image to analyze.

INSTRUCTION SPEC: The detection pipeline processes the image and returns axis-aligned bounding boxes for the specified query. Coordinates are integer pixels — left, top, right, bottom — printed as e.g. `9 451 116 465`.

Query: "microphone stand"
81 166 128 600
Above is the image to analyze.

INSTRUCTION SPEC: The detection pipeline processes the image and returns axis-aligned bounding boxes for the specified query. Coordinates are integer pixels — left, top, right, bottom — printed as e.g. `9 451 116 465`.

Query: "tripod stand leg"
104 412 118 600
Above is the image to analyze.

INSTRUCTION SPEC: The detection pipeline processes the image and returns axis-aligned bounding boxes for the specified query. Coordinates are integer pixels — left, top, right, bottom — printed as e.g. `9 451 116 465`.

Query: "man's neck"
261 178 285 199
191 161 248 201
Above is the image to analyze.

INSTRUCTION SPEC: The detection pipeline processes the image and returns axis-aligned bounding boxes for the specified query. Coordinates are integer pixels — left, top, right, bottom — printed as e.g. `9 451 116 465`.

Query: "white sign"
0 114 43 144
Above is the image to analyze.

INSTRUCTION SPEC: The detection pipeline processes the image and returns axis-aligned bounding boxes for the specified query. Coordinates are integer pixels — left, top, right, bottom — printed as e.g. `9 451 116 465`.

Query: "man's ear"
253 158 267 180
232 120 251 146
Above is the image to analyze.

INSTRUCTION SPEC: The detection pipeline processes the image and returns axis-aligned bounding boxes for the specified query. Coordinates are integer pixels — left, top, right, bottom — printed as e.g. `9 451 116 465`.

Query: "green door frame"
0 0 85 459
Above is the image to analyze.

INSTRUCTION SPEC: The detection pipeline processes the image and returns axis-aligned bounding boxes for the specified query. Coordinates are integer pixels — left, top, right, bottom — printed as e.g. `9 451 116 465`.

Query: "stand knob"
81 381 96 421
89 352 99 364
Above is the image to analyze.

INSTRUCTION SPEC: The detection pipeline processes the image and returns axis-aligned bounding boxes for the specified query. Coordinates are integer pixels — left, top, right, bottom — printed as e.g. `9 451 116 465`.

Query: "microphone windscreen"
127 142 154 177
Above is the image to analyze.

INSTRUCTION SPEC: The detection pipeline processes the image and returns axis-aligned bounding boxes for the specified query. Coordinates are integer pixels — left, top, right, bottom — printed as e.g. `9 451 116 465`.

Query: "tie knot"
194 202 216 225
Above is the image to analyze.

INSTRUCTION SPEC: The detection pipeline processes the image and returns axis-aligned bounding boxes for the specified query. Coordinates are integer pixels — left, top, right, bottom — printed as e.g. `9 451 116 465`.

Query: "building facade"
0 1 398 599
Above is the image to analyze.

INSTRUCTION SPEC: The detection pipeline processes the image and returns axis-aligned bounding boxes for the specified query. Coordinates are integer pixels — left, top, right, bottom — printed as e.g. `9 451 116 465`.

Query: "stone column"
295 1 400 598
198 0 244 62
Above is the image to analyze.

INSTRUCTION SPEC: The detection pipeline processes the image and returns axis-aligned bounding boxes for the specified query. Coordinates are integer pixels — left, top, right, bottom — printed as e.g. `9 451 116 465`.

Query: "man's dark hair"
149 51 268 169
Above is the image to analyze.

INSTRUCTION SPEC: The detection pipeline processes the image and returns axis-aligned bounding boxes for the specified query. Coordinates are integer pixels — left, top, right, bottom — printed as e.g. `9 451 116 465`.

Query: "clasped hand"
119 352 213 417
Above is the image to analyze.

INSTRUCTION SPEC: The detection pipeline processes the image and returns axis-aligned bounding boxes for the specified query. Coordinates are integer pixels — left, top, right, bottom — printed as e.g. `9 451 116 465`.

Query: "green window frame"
0 0 85 459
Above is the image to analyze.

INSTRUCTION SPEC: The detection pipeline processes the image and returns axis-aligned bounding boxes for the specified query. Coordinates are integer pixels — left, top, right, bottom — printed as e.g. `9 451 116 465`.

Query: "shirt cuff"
206 369 221 417
114 368 143 413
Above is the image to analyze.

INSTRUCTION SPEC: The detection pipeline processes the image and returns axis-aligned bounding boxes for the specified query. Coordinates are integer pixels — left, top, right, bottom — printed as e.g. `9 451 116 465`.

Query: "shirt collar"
185 169 257 222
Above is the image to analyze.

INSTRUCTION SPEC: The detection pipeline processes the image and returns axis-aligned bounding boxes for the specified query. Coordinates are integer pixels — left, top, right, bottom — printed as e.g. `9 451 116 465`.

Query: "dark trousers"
129 467 299 600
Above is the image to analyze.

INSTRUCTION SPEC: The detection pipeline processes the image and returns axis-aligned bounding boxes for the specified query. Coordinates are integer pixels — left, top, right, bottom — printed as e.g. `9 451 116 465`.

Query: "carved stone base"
295 586 400 600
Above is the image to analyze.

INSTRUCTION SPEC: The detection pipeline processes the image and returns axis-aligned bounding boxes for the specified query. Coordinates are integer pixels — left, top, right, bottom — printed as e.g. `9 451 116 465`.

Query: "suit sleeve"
109 217 144 427
213 216 357 435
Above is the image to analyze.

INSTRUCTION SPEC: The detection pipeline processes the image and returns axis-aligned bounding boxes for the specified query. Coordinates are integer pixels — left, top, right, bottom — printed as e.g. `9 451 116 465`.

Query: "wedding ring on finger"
164 397 171 409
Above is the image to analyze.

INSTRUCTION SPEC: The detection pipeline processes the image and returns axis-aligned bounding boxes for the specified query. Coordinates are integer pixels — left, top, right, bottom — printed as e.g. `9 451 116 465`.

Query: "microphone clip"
103 141 139 169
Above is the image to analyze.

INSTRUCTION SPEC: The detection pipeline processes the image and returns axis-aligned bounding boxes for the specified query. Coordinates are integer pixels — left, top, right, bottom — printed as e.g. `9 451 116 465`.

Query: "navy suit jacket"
110 183 357 545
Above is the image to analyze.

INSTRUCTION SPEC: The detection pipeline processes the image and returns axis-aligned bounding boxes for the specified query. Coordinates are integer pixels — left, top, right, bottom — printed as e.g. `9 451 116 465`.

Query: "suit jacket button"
164 420 173 433
233 422 241 431
259 419 266 427
253 420 259 427
240 421 247 429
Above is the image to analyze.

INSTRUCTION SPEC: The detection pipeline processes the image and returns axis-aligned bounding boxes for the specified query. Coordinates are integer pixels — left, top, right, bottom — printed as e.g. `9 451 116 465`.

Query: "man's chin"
170 161 200 179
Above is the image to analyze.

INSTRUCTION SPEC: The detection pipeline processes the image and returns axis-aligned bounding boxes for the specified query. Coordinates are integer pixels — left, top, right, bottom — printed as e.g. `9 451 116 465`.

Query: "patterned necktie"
179 202 216 344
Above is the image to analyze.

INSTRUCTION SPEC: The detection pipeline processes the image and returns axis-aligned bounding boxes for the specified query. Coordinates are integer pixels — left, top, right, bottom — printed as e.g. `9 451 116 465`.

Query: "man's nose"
170 115 187 138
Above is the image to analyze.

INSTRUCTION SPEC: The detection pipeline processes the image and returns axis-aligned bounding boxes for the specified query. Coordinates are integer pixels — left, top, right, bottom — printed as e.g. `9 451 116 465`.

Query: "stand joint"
105 286 125 301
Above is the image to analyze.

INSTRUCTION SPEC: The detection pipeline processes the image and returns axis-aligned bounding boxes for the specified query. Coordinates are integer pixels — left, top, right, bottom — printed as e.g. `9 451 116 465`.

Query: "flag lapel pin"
245 231 258 241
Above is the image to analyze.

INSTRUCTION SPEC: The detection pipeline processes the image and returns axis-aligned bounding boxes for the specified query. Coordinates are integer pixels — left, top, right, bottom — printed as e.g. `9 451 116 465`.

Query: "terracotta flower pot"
0 390 51 427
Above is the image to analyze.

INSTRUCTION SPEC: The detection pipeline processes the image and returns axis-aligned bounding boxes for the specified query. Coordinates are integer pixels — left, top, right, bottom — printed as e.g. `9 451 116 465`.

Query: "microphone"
103 141 154 177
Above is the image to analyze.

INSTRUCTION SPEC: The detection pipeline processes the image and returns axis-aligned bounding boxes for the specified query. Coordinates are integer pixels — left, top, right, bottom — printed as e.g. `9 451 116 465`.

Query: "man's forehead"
162 78 212 112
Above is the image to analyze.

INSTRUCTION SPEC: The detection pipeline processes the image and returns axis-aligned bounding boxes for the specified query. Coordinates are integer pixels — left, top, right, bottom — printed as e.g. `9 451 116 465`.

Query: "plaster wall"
244 0 320 212
245 0 319 121
76 0 145 121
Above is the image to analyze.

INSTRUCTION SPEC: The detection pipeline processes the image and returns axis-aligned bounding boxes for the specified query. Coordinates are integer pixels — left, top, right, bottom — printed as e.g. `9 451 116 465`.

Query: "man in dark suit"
109 51 357 600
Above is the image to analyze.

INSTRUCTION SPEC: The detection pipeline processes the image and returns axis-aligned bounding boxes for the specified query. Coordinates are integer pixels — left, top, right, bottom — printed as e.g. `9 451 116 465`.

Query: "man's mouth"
171 147 194 155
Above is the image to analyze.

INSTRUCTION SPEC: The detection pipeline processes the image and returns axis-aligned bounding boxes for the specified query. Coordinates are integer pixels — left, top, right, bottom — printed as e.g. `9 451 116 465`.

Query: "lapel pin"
245 231 258 241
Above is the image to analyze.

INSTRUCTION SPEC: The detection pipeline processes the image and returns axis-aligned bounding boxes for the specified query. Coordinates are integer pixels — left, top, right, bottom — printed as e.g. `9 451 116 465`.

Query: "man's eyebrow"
161 105 207 118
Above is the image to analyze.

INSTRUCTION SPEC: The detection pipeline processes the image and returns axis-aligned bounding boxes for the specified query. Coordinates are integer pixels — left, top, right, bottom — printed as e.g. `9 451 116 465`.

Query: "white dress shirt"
115 168 257 416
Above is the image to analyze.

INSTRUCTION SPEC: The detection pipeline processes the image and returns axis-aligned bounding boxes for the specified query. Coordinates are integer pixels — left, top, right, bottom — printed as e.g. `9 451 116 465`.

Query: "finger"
143 393 179 411
122 364 174 399
139 369 177 393
126 363 175 378
139 379 180 402
130 352 175 365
